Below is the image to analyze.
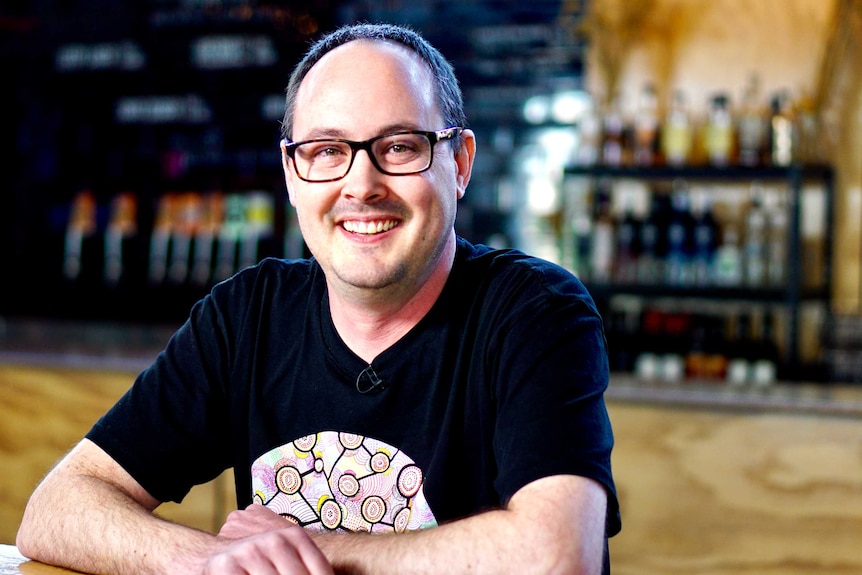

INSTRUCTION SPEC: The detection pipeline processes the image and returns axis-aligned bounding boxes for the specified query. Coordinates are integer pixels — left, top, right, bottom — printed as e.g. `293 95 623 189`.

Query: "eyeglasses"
282 127 463 183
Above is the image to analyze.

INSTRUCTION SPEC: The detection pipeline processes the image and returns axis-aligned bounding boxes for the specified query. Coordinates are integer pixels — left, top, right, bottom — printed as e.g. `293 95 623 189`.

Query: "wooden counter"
0 364 234 544
0 545 80 575
2 363 861 574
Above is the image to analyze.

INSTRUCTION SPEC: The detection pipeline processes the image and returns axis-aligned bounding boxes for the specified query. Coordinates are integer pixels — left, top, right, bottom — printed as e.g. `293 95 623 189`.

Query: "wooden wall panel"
607 401 862 575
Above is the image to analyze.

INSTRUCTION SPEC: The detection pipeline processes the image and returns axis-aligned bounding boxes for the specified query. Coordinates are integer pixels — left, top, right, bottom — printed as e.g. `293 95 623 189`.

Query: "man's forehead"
292 39 439 135
299 39 430 93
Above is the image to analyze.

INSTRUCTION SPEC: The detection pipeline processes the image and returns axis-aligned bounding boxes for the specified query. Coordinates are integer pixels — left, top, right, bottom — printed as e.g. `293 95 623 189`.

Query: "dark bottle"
589 180 615 282
665 180 695 286
63 189 100 283
614 201 641 283
752 310 780 386
692 194 720 286
726 312 754 386
638 189 670 284
103 191 139 286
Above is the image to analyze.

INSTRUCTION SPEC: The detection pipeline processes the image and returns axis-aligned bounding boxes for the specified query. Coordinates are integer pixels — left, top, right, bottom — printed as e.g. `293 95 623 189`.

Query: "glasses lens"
294 141 352 181
372 133 432 174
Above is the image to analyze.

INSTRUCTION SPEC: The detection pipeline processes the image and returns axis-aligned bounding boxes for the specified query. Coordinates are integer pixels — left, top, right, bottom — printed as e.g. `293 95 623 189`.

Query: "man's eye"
388 143 412 154
318 146 344 157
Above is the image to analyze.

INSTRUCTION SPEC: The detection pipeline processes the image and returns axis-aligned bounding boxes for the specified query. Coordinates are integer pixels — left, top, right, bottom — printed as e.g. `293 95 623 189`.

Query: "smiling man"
18 23 620 575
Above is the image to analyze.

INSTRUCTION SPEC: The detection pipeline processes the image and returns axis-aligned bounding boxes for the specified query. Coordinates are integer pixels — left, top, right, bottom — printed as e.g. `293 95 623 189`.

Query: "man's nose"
341 149 386 201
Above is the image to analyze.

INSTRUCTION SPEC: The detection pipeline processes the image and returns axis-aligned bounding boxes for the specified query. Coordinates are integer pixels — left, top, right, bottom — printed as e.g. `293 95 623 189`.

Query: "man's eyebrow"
296 123 425 141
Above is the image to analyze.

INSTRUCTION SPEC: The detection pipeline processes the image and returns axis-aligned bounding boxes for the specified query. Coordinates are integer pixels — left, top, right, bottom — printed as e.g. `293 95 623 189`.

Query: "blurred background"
1 1 861 573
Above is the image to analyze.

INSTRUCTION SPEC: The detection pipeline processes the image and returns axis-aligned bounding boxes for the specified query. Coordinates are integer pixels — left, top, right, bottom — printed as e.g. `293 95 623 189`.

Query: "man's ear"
281 140 297 207
454 129 476 200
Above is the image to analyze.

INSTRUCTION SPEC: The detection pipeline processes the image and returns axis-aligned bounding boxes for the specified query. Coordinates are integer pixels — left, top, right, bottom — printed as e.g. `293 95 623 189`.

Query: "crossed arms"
17 438 608 575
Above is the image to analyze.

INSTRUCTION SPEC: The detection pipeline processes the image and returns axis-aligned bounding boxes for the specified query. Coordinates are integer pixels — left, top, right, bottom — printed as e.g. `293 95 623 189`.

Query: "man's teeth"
343 220 399 235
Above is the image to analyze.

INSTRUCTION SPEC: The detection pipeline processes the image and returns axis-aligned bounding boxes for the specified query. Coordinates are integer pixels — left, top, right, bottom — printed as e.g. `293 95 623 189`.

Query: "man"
18 23 620 574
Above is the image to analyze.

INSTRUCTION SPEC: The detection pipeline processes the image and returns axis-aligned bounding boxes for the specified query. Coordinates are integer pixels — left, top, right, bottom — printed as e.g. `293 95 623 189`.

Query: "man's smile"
341 219 400 235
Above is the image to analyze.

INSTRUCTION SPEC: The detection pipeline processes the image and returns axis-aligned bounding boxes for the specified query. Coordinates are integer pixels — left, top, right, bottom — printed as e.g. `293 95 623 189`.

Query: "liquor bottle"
168 192 203 284
665 180 694 286
704 93 734 166
606 307 638 373
63 189 98 281
691 192 720 286
737 74 766 166
575 95 601 166
661 90 694 167
239 191 275 270
148 193 177 284
214 193 247 281
713 205 743 286
633 84 659 166
685 314 710 380
726 312 753 385
769 91 796 166
752 310 779 386
765 189 788 287
635 308 663 380
743 183 768 288
601 97 625 166
589 180 615 282
191 191 224 286
686 314 728 381
614 199 640 283
103 191 138 285
638 189 670 284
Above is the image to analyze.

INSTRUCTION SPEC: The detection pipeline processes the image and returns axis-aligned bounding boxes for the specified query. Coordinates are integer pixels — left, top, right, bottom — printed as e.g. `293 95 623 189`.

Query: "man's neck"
327 236 457 364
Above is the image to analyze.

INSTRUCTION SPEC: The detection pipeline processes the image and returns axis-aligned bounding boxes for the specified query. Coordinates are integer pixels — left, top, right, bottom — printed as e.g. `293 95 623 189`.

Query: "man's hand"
205 528 334 575
218 503 295 540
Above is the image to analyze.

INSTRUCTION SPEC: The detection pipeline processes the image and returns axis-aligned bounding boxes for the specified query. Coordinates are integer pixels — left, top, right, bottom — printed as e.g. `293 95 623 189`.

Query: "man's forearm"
16 443 220 575
312 475 607 575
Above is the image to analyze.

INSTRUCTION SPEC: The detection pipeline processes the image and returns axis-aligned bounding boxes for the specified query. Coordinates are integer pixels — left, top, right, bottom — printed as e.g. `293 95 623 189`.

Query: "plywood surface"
607 401 862 575
2 365 861 574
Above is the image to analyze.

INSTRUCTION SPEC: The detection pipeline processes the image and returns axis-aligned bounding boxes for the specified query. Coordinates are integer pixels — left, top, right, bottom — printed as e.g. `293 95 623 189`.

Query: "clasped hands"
204 504 334 575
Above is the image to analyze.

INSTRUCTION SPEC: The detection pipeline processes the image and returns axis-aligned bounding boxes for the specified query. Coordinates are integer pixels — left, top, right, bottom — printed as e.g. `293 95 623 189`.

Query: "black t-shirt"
88 238 621 538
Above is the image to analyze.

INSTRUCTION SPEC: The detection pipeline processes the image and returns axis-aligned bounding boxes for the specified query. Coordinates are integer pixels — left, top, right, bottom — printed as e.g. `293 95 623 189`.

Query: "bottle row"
566 178 796 289
574 75 815 169
61 189 301 288
605 302 782 386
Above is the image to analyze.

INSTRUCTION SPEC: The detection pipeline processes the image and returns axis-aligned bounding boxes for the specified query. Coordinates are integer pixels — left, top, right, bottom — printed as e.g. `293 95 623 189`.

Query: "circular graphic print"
361 496 387 524
338 473 360 497
338 433 364 450
276 465 302 495
293 434 317 452
370 451 390 473
397 464 423 498
320 499 342 530
393 506 412 533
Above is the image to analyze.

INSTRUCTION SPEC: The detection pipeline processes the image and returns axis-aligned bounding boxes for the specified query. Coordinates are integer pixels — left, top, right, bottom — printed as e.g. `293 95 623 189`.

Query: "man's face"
282 40 474 300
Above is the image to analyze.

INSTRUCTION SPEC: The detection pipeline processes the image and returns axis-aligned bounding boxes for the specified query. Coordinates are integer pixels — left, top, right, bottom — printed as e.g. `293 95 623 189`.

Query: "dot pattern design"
251 431 438 533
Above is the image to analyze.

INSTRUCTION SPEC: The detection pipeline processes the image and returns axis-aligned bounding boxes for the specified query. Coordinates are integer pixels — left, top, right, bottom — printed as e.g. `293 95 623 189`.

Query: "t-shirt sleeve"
488 260 621 536
86 282 237 504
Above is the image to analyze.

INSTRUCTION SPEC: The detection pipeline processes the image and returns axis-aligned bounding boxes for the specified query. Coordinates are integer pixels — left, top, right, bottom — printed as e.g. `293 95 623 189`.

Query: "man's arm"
222 474 608 575
16 439 332 575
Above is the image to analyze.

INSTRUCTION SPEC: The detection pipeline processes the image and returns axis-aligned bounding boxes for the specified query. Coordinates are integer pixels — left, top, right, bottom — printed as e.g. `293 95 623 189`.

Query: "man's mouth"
342 220 399 235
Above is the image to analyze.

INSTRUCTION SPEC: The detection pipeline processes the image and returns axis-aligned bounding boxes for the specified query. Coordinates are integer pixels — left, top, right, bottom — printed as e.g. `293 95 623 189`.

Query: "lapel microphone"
356 365 386 394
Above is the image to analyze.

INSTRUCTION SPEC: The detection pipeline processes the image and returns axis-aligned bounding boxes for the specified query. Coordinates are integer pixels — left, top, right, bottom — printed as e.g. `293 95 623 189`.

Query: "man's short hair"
281 23 467 142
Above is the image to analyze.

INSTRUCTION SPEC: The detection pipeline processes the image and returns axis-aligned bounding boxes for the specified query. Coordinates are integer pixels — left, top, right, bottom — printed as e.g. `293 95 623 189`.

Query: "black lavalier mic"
356 365 386 394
